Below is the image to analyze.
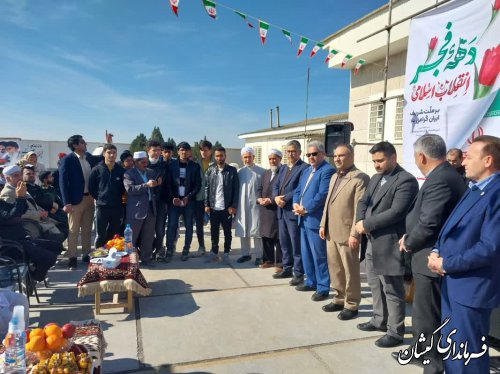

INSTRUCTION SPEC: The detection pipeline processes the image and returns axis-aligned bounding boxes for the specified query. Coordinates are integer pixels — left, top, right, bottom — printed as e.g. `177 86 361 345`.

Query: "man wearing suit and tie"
428 135 500 374
293 141 335 302
124 151 161 267
355 141 418 348
397 134 466 372
320 144 369 320
272 140 309 284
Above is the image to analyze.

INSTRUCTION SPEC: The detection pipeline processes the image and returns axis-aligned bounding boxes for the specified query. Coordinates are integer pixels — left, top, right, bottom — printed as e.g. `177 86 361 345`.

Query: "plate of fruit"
105 234 126 251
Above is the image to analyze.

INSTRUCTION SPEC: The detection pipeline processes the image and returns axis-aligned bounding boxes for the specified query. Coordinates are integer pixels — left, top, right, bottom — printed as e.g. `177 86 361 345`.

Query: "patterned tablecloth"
71 319 107 374
77 252 151 298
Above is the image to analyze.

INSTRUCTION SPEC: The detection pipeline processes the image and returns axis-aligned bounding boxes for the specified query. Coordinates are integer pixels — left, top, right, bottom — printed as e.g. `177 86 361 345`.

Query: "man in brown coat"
320 144 369 320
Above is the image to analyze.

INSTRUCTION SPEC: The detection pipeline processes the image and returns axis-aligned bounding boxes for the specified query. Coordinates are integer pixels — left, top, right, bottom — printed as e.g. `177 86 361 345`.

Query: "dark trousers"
194 200 206 249
278 212 303 277
128 202 156 262
95 205 123 248
18 239 61 281
167 203 194 254
210 209 232 254
413 272 443 373
262 236 282 263
154 200 168 255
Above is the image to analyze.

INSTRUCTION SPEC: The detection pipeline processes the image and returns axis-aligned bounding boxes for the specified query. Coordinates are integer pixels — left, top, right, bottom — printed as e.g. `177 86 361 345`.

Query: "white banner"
404 0 500 178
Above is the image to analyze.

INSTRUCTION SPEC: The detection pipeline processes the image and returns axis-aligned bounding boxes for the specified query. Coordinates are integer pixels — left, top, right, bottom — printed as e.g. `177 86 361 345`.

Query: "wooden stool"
94 289 134 314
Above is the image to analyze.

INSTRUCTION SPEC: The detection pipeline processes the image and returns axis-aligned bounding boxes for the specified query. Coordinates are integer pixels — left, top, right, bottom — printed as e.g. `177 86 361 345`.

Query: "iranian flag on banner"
354 59 366 75
297 37 308 57
325 49 338 64
282 29 292 43
310 42 324 58
259 20 270 45
341 54 353 68
203 0 217 19
235 11 254 28
169 0 179 16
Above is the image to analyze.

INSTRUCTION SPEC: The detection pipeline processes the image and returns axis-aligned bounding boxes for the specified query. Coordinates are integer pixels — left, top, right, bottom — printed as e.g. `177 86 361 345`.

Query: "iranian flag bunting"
341 54 353 68
202 0 217 19
297 37 308 57
310 42 324 58
235 10 254 28
354 59 366 75
259 20 270 45
324 49 338 64
281 29 292 43
169 0 179 16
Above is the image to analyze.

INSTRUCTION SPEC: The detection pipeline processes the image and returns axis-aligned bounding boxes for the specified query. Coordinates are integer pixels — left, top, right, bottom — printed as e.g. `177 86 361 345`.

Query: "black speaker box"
324 121 354 156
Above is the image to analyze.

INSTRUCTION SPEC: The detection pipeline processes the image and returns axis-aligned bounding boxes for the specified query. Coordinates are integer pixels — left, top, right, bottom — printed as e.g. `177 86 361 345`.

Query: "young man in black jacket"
88 144 125 248
204 146 239 264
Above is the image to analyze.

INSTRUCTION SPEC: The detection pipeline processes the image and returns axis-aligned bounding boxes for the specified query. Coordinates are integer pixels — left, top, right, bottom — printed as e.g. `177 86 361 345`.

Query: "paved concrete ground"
29 230 499 373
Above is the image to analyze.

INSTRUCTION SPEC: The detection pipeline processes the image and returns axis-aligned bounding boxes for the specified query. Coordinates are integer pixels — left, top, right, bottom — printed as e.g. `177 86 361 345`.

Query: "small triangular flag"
354 59 366 75
341 54 353 68
325 49 338 64
259 20 270 45
297 37 308 57
202 0 217 19
235 10 254 28
281 29 292 43
310 42 324 58
169 0 179 16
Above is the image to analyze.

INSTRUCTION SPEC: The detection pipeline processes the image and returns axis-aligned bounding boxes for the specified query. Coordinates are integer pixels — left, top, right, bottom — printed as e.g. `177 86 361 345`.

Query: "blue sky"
0 0 387 147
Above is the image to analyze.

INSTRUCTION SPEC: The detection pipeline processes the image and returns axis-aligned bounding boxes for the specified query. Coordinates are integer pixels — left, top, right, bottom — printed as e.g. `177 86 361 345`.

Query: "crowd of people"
0 132 498 373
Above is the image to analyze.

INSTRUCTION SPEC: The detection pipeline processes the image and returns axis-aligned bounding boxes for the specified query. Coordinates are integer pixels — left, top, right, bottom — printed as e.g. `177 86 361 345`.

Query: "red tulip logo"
475 44 500 99
495 0 500 12
429 37 438 51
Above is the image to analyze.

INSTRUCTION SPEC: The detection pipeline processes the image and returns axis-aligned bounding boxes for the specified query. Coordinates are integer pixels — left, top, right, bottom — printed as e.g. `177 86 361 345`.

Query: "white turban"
268 149 283 158
3 165 21 176
133 151 148 159
240 146 255 156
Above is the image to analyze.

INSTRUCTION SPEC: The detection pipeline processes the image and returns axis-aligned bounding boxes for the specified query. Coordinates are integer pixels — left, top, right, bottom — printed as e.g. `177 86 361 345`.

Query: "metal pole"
304 67 310 153
276 106 281 127
380 0 393 142
269 108 273 128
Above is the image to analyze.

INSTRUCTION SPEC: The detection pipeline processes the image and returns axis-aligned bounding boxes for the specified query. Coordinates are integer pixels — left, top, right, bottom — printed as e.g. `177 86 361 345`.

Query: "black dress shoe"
82 254 90 263
273 269 293 279
322 302 344 312
289 276 304 286
165 252 173 263
236 255 251 263
67 257 77 270
357 321 387 332
295 284 316 292
338 309 358 320
375 334 403 348
311 292 329 302
181 252 189 261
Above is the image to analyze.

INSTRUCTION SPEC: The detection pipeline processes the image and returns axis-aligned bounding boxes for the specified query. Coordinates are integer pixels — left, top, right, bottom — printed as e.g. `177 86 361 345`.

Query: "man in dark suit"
428 135 500 374
293 141 335 302
59 135 103 269
396 134 466 372
355 141 418 348
272 140 308 285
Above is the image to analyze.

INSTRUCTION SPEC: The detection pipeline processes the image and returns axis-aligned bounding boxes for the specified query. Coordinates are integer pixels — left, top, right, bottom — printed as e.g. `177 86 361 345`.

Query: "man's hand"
355 220 366 235
348 236 359 250
292 203 306 216
428 252 446 276
228 207 236 215
15 181 27 198
63 204 73 213
319 227 326 240
173 198 182 207
399 234 410 253
146 179 159 188
205 207 211 214
39 210 48 219
275 195 286 208
182 197 189 206
259 198 272 206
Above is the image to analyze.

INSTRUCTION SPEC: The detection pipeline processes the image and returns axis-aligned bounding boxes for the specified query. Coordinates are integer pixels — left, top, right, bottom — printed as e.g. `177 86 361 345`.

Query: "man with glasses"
272 140 308 284
293 141 335 302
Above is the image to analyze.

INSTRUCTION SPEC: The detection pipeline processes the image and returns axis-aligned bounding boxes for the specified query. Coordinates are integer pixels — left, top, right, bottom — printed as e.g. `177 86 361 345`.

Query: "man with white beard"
257 149 283 268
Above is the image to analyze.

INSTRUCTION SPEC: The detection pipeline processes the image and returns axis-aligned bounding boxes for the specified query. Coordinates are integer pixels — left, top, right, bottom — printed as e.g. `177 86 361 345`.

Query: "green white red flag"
169 0 179 16
281 29 292 43
354 59 366 75
259 20 270 45
297 37 308 57
310 42 324 58
235 10 254 28
202 0 217 19
341 54 353 67
325 49 338 64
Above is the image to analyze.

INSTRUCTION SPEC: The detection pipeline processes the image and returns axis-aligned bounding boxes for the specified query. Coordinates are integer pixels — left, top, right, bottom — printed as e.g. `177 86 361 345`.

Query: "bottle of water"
124 224 133 253
4 305 26 374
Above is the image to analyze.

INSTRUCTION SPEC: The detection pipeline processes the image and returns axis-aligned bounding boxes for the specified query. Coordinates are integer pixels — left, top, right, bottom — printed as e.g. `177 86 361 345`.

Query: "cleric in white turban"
268 149 283 159
240 146 255 156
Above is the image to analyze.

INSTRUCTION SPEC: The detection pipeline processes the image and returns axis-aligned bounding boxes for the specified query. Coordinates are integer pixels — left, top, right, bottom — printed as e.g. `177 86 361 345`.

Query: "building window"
281 145 288 164
254 146 262 165
369 102 384 141
394 97 404 140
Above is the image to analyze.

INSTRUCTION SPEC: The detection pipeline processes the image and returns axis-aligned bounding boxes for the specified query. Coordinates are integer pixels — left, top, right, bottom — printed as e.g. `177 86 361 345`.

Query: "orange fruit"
30 328 45 340
27 335 47 352
44 324 62 338
45 334 63 351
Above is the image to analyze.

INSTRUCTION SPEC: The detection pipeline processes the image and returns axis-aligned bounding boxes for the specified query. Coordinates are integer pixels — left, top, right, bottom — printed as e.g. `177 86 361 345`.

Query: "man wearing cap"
165 142 201 262
256 149 283 268
124 151 159 266
59 135 104 270
235 146 266 264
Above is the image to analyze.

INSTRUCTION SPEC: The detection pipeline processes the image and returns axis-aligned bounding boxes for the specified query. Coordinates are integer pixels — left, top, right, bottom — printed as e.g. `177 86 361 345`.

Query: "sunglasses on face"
306 152 319 157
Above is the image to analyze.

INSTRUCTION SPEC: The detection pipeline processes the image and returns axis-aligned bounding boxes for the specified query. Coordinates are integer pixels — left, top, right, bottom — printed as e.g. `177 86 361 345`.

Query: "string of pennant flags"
168 0 367 74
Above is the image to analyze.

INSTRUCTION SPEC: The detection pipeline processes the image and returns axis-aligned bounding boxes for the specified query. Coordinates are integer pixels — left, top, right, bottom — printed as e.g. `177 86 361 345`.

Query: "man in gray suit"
355 141 418 348
124 151 160 267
